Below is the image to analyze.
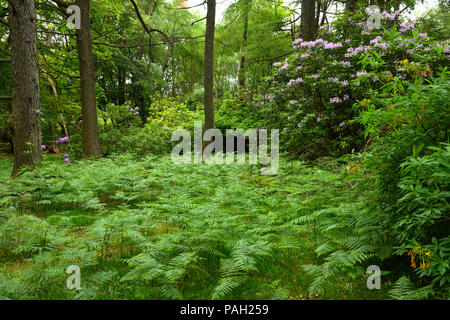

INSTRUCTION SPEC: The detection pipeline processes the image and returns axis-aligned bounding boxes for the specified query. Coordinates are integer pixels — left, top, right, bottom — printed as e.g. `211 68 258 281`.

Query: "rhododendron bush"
248 11 449 158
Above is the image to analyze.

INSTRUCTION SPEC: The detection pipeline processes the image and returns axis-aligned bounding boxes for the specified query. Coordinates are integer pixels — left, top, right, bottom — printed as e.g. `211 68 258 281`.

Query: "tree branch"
128 0 169 43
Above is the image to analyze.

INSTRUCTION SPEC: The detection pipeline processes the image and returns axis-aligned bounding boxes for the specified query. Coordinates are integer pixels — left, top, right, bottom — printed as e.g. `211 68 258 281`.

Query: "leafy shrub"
252 11 448 159
215 92 264 131
146 93 202 132
288 13 450 298
394 144 450 290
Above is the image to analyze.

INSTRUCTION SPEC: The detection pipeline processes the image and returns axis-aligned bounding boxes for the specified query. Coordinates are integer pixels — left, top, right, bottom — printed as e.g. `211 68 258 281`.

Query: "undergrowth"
0 155 389 300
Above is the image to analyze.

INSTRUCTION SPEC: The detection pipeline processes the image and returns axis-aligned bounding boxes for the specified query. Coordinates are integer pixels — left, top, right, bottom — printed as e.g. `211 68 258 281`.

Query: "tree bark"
75 0 102 157
204 0 216 132
118 65 126 105
300 0 316 41
237 0 249 95
345 0 358 12
8 0 42 177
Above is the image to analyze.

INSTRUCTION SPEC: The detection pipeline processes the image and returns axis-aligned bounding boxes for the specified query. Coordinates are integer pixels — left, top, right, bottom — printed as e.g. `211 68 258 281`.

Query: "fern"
389 277 434 300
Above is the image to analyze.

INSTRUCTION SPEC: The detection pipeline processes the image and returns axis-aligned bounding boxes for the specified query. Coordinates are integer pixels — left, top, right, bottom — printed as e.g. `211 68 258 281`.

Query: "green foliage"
146 94 202 131
0 0 448 302
0 155 387 300
388 276 435 300
394 144 450 289
215 93 264 131
297 14 449 300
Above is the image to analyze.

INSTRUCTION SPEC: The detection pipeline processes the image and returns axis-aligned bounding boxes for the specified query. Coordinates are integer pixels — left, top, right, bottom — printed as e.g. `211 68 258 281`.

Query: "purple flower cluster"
280 59 290 70
287 77 303 87
316 113 324 122
330 97 342 104
293 38 342 51
370 36 382 45
399 21 418 33
374 42 388 50
126 105 140 116
381 10 400 21
323 42 343 50
328 77 339 83
56 136 69 144
345 46 370 58
355 71 368 77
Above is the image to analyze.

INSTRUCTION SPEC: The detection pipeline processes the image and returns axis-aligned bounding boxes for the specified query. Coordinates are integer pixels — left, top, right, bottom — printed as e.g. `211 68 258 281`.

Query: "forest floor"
0 154 389 299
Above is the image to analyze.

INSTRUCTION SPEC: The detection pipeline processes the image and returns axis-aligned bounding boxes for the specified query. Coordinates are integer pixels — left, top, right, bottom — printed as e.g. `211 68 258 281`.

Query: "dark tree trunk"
238 0 249 95
75 0 102 158
8 0 42 177
300 0 316 41
345 0 358 12
315 0 320 31
118 66 126 105
204 0 216 132
170 43 176 97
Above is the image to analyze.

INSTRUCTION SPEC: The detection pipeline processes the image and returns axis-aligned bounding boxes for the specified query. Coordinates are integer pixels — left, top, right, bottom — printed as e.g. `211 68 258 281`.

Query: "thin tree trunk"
345 0 358 12
118 65 126 105
8 0 42 177
75 0 102 158
170 43 176 97
204 0 216 132
238 0 249 96
300 0 316 41
315 0 320 31
47 76 69 138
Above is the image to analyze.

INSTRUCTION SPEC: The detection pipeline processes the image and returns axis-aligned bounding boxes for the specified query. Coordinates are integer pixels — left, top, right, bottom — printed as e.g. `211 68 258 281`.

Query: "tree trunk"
204 0 216 132
8 0 42 177
345 0 358 12
46 76 69 138
170 43 176 97
315 0 320 31
238 0 249 95
118 65 126 105
300 0 316 41
75 0 102 158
